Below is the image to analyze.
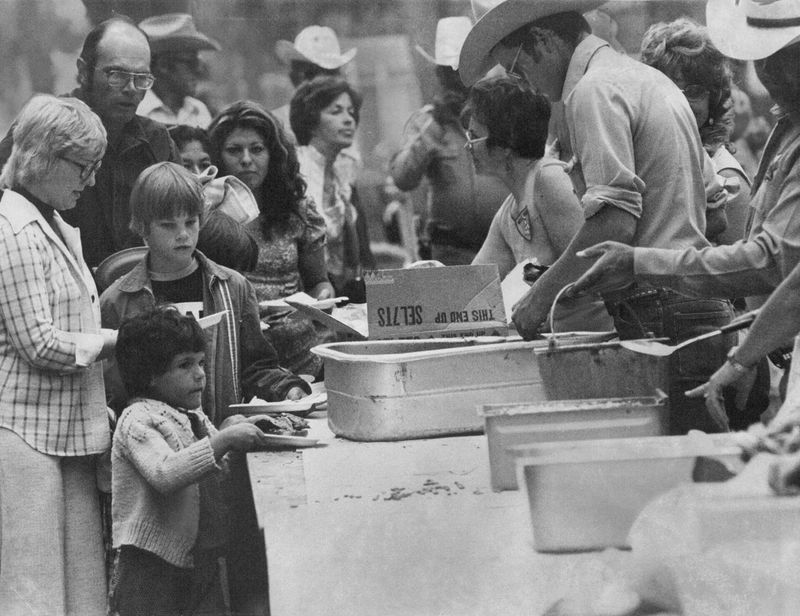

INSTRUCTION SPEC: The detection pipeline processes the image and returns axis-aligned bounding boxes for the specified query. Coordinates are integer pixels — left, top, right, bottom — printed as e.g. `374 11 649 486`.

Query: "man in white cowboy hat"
272 25 357 140
570 0 800 425
138 13 221 128
459 0 735 435
390 16 508 265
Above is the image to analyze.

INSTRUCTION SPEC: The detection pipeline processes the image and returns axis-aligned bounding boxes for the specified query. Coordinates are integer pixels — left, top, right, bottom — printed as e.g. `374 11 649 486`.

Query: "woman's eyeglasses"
103 68 155 90
463 131 488 153
60 156 102 181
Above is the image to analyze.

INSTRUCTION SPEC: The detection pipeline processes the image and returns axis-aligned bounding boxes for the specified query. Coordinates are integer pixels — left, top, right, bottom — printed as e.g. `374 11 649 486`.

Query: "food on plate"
254 413 310 437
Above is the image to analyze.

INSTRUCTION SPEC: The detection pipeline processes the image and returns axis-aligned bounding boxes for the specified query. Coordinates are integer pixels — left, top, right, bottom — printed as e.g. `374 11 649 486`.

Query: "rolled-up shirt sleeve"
568 78 646 219
632 139 800 299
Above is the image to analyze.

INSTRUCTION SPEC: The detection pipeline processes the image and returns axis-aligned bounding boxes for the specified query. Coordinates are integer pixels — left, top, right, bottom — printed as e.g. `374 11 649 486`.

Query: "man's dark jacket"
0 88 179 267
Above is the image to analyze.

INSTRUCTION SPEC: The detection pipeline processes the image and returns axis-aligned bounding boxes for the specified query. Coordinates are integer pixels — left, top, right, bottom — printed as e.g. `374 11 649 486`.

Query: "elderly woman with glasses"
290 75 375 300
640 17 750 246
0 95 116 616
208 100 335 378
466 76 612 332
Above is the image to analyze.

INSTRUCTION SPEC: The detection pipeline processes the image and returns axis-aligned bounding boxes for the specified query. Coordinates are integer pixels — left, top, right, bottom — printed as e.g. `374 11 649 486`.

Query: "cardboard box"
364 264 508 339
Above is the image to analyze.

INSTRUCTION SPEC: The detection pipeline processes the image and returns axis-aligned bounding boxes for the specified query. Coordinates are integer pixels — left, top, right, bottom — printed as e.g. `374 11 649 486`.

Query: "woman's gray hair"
0 94 107 188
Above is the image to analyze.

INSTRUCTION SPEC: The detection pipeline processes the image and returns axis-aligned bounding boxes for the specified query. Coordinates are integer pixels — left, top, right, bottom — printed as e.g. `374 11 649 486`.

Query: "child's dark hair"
115 306 206 399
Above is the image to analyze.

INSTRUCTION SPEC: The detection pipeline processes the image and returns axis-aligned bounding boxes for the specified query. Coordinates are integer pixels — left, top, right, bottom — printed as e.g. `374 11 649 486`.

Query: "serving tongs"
619 309 759 357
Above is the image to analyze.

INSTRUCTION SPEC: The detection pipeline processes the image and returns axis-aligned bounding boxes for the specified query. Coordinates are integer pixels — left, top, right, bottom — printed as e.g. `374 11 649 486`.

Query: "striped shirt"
0 189 110 456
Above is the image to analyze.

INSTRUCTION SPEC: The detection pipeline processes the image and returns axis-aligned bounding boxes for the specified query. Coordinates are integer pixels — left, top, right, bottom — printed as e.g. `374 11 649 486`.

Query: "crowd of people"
0 0 798 614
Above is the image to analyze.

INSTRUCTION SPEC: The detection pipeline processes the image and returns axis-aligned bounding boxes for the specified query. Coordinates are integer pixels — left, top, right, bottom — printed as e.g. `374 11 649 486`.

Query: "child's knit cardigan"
112 397 226 568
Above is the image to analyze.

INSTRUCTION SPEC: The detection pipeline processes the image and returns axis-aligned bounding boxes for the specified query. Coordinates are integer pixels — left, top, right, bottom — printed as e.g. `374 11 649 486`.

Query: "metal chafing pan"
312 333 626 441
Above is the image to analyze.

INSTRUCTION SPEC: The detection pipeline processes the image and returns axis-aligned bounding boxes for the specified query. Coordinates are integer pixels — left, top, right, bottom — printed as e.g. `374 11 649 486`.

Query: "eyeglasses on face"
680 84 710 101
103 68 155 90
463 130 488 153
60 155 102 181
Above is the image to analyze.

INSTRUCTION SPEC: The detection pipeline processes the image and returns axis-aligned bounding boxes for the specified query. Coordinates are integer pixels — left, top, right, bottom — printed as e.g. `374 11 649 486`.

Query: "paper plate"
229 391 327 416
198 310 228 329
260 434 322 448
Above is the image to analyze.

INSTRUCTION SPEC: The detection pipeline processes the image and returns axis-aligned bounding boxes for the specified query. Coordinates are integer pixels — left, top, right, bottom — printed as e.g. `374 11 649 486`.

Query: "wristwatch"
726 346 752 374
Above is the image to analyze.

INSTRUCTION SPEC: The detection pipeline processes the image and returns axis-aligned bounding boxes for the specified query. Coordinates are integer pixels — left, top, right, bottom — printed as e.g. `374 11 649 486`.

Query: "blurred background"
0 0 771 248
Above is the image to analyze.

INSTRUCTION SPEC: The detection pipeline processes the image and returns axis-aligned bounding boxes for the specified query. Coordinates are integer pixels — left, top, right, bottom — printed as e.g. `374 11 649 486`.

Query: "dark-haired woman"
640 17 751 245
208 100 334 377
290 75 374 299
466 76 612 332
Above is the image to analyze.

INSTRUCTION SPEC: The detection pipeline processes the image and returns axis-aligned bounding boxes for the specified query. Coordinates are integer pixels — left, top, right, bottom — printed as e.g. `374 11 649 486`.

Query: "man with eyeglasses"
138 13 220 129
0 16 179 268
459 0 735 435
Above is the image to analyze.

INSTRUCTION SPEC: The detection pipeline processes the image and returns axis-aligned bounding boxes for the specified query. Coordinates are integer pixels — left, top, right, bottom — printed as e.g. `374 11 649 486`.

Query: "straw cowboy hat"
139 13 221 54
458 0 605 86
707 0 800 60
415 16 473 69
275 26 357 69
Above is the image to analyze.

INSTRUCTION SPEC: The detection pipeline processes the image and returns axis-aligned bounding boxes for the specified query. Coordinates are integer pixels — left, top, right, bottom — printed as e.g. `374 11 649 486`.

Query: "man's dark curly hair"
115 306 206 400
208 100 308 228
463 76 551 160
289 75 362 146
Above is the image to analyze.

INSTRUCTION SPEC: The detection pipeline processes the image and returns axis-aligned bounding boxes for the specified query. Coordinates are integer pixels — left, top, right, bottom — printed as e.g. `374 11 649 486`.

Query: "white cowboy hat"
275 25 357 70
707 0 800 61
458 0 606 86
139 13 221 54
415 16 473 69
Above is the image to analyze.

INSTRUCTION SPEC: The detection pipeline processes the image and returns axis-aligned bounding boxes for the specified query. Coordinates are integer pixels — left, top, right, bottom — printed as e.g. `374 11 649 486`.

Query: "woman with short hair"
0 94 115 615
640 17 750 245
290 75 375 299
466 76 612 332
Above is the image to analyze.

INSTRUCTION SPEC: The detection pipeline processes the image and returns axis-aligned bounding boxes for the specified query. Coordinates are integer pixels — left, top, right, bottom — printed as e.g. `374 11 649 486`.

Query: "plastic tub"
480 394 669 491
515 433 741 552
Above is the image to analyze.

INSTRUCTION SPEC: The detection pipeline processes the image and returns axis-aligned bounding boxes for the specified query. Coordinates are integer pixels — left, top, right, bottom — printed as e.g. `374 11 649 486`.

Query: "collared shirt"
138 89 213 129
0 189 109 456
390 105 508 252
296 144 358 278
0 90 179 268
633 115 800 306
562 35 709 253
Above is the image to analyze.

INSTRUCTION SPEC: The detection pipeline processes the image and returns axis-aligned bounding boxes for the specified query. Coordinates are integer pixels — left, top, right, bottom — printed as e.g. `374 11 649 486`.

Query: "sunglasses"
60 156 102 181
463 130 488 153
103 68 155 90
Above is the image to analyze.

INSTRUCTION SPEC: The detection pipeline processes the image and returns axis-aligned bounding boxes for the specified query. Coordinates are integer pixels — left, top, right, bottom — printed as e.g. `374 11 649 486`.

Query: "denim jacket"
100 251 309 425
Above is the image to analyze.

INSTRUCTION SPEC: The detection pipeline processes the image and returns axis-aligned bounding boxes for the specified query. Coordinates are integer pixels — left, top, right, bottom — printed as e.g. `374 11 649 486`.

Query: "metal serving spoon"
619 309 759 357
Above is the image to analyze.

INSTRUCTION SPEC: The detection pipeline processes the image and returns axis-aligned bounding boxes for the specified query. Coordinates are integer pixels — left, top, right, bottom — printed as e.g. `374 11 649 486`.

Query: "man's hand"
511 286 551 340
685 362 751 432
565 241 636 297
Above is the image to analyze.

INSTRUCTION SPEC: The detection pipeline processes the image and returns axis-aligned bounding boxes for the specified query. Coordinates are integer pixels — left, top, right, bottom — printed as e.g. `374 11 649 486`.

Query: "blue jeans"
605 287 735 434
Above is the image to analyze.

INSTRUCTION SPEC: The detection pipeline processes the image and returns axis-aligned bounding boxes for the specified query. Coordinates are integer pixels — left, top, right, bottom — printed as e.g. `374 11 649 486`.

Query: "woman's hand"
309 281 335 301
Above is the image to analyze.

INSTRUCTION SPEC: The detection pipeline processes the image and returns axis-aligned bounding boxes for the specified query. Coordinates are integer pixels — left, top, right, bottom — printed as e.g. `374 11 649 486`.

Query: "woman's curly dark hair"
640 18 733 152
463 76 551 160
289 75 362 146
208 100 307 230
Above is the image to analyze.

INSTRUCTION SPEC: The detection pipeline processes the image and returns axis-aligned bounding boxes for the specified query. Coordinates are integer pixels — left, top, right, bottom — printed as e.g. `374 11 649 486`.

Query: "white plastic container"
515 433 741 552
480 394 669 491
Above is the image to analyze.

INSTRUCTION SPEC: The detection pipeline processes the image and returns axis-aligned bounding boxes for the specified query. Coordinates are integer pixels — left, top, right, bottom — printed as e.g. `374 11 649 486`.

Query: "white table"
247 413 630 615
